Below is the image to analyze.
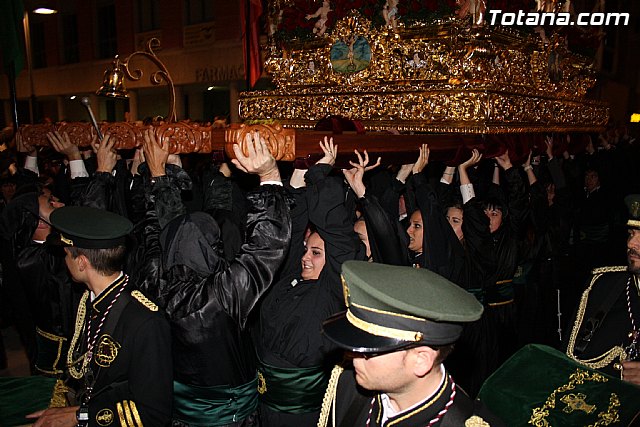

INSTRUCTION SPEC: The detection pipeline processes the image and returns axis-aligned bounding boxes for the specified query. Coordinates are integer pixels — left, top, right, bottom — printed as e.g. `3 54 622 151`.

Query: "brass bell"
96 56 128 99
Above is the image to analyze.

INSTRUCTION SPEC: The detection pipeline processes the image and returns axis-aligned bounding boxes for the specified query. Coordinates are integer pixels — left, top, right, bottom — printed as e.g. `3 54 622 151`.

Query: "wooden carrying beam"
18 121 575 166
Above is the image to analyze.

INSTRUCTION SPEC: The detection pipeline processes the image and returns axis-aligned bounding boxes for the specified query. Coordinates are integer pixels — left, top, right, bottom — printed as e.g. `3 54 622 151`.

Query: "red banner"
241 0 263 88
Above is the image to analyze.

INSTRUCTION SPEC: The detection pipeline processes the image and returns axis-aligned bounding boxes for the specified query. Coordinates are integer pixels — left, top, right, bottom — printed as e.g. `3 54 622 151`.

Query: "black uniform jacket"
17 243 83 373
565 267 638 379
324 366 504 427
76 277 173 427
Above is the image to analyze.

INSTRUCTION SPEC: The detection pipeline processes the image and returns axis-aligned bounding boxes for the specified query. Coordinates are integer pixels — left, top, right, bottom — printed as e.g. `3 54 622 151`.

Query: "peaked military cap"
49 206 133 249
322 261 483 353
625 194 640 229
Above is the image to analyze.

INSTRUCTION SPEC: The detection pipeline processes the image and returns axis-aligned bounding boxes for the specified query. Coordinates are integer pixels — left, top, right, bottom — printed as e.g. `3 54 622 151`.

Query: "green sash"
173 377 258 426
257 360 328 414
0 376 57 426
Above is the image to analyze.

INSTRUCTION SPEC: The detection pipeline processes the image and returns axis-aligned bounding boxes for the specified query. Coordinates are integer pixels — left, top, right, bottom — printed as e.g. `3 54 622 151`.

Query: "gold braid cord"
49 379 71 408
529 369 617 427
317 365 345 427
566 274 628 372
67 292 90 380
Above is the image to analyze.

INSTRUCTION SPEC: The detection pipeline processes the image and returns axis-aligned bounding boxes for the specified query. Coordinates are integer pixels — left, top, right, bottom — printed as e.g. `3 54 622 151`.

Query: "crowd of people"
0 123 639 426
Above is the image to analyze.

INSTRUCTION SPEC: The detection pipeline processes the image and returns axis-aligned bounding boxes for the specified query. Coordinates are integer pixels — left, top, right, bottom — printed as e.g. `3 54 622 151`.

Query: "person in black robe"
253 138 360 427
138 130 292 427
343 149 407 265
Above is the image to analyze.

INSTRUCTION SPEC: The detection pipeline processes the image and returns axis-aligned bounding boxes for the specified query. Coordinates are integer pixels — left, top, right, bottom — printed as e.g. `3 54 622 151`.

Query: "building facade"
0 0 249 127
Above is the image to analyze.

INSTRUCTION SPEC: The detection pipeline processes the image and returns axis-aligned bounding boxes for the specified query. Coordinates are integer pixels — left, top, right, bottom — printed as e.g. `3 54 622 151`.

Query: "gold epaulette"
591 266 627 275
131 290 158 312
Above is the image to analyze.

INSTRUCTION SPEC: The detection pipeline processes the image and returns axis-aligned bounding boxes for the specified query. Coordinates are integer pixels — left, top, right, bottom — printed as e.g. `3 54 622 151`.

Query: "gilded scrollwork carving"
100 122 146 150
245 11 607 134
20 123 56 148
57 122 96 147
18 121 221 153
224 123 295 161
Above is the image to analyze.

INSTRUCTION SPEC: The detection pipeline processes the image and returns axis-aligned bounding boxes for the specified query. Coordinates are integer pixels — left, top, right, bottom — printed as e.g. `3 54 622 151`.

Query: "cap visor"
322 311 415 353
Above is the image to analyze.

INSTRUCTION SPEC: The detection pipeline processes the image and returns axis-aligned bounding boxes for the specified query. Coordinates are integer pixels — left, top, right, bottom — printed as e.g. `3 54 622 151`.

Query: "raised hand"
412 144 430 175
316 136 338 166
47 131 81 161
232 131 281 183
93 134 118 173
459 148 482 171
343 149 381 199
545 135 554 159
523 148 533 169
495 150 512 170
143 129 169 177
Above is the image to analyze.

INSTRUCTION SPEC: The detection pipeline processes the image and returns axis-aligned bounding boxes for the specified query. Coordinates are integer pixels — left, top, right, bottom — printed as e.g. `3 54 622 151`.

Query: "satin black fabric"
146 184 292 390
160 211 222 277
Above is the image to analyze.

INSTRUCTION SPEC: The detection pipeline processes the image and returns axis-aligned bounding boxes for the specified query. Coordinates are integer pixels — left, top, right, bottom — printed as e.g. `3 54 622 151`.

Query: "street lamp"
23 3 58 123
33 7 57 15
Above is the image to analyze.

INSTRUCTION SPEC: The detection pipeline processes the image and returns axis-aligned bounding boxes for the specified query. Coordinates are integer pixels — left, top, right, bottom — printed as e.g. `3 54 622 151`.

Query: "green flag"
0 0 25 75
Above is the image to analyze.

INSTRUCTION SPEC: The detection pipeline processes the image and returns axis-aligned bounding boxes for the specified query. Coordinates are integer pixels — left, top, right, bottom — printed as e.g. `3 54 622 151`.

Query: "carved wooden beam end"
224 123 296 161
18 121 228 154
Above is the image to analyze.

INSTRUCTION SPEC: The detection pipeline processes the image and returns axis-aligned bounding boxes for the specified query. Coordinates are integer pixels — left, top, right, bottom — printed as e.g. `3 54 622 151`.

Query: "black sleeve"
305 164 359 300
359 193 407 265
201 185 292 326
276 184 309 280
504 167 529 236
462 197 497 275
408 172 461 278
128 202 165 306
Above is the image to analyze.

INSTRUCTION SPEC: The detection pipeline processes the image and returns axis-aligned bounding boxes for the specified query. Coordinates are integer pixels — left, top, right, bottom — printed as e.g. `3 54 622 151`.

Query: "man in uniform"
27 206 173 426
565 194 640 385
317 260 504 427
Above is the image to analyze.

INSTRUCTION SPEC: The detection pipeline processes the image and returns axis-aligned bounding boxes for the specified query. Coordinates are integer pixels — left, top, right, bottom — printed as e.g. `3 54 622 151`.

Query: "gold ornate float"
241 6 608 134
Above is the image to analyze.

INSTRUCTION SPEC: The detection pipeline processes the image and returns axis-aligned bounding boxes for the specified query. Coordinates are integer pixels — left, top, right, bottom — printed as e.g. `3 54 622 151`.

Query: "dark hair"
481 196 506 215
444 200 463 211
584 167 600 177
67 245 127 276
432 343 455 365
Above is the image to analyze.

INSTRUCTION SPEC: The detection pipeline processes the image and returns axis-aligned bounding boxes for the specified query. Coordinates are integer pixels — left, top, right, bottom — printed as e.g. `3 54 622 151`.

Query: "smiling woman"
301 231 326 280
253 139 360 427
